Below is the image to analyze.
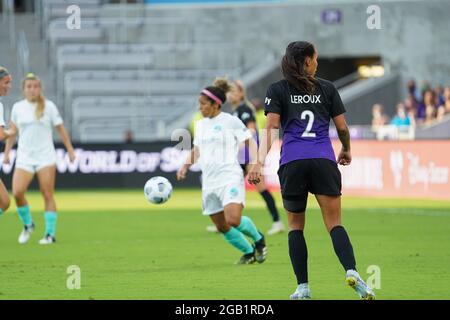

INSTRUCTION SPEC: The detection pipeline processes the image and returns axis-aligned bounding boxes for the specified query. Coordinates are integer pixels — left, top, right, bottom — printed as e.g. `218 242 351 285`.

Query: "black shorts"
278 159 342 213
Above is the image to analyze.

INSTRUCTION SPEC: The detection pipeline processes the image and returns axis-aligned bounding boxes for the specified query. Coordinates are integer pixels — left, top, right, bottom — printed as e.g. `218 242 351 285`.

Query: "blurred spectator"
424 104 437 126
404 93 419 116
437 87 450 121
406 79 421 101
417 90 437 123
420 80 432 99
435 85 445 106
371 103 389 128
390 103 413 127
124 130 134 144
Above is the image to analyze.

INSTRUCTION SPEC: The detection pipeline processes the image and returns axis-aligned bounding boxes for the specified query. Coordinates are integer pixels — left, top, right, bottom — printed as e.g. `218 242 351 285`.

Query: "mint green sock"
223 228 254 255
0 208 3 217
17 205 33 227
236 216 263 242
44 212 58 237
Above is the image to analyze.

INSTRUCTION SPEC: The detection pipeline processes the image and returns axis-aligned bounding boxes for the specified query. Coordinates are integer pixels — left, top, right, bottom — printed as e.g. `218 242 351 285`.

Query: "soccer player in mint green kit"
177 77 267 265
0 67 16 215
3 73 76 245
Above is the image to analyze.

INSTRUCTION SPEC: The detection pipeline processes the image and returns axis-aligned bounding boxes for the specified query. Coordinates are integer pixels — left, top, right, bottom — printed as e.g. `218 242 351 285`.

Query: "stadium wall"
102 0 450 87
259 140 450 200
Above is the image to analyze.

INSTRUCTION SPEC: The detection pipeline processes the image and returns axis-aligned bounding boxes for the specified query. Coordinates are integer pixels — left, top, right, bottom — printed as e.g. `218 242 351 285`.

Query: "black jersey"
264 78 346 165
232 102 256 127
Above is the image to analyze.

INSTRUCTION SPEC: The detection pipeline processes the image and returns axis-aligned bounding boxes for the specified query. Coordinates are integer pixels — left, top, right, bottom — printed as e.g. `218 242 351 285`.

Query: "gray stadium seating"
61 70 221 116
40 3 268 142
72 96 197 142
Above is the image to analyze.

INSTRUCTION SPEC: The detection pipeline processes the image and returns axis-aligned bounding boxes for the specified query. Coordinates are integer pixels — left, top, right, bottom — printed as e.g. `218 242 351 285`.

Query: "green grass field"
0 189 449 300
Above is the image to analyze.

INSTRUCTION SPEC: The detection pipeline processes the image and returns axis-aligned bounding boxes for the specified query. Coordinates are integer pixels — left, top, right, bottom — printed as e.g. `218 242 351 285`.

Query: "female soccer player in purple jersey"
248 41 375 300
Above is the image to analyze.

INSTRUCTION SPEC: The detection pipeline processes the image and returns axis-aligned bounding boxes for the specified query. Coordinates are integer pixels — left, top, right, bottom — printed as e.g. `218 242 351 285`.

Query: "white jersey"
193 112 252 189
11 99 63 165
0 101 5 127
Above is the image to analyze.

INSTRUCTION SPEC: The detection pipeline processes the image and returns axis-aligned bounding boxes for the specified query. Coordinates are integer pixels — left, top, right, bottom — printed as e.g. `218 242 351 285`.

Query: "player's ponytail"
201 77 232 107
233 80 256 111
22 73 46 119
281 41 317 95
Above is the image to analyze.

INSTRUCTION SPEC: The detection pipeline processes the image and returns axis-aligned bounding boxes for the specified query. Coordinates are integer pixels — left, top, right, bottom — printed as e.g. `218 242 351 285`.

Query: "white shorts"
15 161 56 174
15 150 57 174
202 180 246 216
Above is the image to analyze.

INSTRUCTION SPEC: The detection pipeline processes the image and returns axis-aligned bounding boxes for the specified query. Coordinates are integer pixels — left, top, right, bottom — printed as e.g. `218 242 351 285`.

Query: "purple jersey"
264 78 346 165
232 102 259 165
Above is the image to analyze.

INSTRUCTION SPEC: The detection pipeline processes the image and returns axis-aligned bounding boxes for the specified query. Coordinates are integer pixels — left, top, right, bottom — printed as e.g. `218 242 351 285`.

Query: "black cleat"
236 252 256 265
254 232 267 264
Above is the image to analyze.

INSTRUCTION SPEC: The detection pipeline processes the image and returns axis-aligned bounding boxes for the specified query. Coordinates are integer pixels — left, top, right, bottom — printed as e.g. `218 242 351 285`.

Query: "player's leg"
209 211 255 264
12 167 35 244
316 194 355 267
223 183 267 263
310 158 374 299
278 160 311 299
253 173 285 235
285 205 311 300
310 159 357 272
316 194 374 300
223 184 263 243
203 188 254 264
0 180 11 216
36 165 57 244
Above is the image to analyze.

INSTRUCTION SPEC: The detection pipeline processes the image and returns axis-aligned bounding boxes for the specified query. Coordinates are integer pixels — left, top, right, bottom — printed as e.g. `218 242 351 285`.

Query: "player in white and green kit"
4 73 76 245
177 78 267 265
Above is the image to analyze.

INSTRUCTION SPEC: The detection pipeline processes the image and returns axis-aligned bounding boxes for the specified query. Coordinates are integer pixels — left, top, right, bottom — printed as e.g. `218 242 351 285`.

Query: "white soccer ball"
144 176 173 204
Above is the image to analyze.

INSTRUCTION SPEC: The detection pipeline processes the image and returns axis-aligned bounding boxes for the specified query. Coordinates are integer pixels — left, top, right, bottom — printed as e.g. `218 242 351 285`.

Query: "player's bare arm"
333 114 352 166
177 146 199 181
55 124 76 163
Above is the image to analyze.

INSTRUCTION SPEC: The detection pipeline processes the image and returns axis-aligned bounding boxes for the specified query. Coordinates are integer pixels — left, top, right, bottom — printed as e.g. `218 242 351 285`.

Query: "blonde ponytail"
233 80 256 112
35 92 45 119
22 73 46 119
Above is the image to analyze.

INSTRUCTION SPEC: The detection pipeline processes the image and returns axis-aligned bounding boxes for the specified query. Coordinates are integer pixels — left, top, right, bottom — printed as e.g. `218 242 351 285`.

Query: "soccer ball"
144 176 173 204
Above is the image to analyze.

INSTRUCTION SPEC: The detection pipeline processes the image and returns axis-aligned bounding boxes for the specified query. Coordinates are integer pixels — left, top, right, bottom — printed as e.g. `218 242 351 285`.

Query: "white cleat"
206 225 219 233
346 270 376 300
267 221 285 236
290 283 312 300
18 223 35 244
39 234 56 245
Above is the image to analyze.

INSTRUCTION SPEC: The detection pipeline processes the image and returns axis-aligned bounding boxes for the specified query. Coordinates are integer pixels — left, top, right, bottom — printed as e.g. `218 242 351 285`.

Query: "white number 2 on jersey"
301 110 316 138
